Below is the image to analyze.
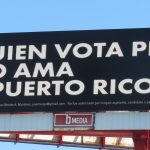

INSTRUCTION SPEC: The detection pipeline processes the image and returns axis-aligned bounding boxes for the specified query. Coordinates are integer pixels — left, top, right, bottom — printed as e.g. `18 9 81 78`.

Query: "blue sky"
0 0 150 149
0 0 150 33
0 142 94 150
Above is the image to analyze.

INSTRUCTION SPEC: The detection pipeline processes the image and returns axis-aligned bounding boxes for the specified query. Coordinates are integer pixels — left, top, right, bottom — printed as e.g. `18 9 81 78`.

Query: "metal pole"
133 130 150 150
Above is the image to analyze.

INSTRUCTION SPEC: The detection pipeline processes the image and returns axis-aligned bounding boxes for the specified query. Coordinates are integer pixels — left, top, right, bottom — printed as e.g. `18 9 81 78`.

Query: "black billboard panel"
0 28 150 112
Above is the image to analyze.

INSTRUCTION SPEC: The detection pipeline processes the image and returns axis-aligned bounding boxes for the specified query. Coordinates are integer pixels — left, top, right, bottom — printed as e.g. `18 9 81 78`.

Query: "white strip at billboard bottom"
95 112 150 130
0 113 53 131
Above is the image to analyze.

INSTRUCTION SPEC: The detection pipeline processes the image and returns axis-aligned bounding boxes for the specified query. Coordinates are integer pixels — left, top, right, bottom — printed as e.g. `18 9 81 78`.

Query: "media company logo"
54 113 94 127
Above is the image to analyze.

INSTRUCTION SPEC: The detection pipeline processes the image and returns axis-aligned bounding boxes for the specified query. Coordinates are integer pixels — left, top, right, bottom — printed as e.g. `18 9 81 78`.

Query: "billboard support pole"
133 130 150 150
101 137 105 148
15 134 20 144
57 135 63 148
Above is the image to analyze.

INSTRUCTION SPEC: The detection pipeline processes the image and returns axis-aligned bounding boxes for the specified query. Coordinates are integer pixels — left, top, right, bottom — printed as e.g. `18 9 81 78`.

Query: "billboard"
0 28 150 112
